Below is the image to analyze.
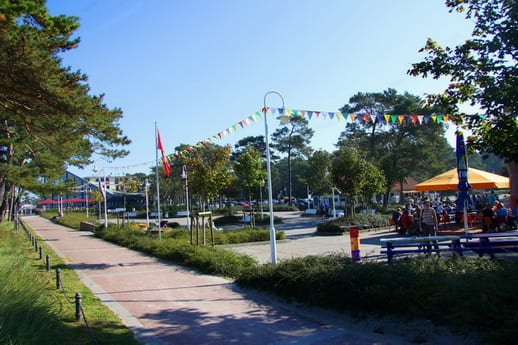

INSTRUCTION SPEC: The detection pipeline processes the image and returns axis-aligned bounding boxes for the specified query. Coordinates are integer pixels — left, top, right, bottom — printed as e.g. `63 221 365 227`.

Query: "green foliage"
409 0 518 162
95 225 260 277
0 221 139 344
237 255 518 345
331 145 386 204
0 0 129 218
316 214 390 233
299 150 332 195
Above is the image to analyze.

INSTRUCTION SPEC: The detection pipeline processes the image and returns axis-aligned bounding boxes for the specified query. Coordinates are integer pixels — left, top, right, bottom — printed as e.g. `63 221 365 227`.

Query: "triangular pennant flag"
436 115 443 123
278 108 285 115
270 108 277 115
255 111 263 118
300 110 306 118
398 115 405 124
350 113 357 121
384 114 390 123
292 110 299 117
328 112 335 119
307 111 313 119
238 121 245 128
263 107 269 114
411 115 418 124
341 113 349 120
431 115 437 123
314 111 321 117
285 109 292 116
423 115 430 123
391 115 397 123
443 115 449 122
336 112 342 120
377 115 385 123
363 114 370 122
321 112 328 119
417 115 424 124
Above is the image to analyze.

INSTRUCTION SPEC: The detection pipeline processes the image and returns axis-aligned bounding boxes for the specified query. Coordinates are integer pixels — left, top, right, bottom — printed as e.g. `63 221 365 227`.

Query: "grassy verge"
0 221 141 345
236 254 518 345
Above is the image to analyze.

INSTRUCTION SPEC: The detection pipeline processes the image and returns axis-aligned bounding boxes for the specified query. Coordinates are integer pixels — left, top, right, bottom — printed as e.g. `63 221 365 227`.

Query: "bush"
316 213 390 234
94 225 262 277
236 255 518 345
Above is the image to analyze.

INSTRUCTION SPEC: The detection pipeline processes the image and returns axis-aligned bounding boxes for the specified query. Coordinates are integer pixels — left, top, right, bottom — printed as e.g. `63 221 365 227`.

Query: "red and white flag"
157 129 171 177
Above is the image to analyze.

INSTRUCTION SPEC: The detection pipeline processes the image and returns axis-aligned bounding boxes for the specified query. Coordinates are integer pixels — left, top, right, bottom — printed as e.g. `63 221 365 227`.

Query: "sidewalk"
22 215 406 345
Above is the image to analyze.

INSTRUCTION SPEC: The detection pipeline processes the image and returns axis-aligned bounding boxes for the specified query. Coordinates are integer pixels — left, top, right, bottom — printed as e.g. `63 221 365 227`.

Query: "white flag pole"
155 122 162 240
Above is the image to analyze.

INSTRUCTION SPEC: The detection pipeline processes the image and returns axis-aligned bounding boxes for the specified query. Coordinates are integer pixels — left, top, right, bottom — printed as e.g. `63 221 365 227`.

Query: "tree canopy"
0 0 130 218
409 0 517 162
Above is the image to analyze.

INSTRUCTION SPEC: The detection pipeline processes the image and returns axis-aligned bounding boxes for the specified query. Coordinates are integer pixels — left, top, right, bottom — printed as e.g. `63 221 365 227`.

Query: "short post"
34 239 38 252
39 246 43 260
75 293 82 321
46 255 51 271
56 268 62 289
348 225 361 262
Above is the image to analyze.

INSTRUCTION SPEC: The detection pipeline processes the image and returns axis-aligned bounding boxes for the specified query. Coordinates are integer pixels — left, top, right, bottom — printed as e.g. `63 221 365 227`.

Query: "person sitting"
391 208 402 232
400 209 417 236
495 203 508 231
481 203 496 233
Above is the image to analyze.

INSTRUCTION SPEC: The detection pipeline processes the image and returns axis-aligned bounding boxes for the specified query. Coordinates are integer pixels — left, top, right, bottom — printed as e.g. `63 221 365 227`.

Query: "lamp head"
276 114 293 124
181 165 187 179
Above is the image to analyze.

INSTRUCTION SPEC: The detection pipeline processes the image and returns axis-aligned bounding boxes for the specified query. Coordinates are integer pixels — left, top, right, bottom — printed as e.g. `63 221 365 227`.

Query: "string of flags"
163 107 471 163
101 107 475 171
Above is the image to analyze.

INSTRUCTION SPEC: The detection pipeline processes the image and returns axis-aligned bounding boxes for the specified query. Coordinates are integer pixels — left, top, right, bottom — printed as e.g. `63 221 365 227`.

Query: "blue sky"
45 0 475 177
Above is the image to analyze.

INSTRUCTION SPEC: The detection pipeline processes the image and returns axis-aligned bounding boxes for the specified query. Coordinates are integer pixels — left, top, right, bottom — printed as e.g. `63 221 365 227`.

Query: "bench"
460 233 518 259
303 209 317 215
380 235 462 262
380 232 518 261
79 221 100 232
176 211 189 217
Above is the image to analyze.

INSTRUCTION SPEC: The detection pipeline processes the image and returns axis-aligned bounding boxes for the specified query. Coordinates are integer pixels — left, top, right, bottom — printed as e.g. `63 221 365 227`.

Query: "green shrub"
95 225 260 277
316 213 390 234
237 255 518 345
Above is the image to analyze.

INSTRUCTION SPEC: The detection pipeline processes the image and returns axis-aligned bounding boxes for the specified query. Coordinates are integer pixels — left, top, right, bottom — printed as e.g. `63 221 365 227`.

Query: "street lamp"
263 90 290 265
259 179 264 221
181 165 190 230
93 165 108 228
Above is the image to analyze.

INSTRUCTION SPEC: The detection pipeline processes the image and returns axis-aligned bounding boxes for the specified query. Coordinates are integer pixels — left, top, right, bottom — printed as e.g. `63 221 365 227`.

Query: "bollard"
34 239 38 252
75 293 82 321
348 226 361 262
56 268 62 290
46 255 51 271
39 246 43 260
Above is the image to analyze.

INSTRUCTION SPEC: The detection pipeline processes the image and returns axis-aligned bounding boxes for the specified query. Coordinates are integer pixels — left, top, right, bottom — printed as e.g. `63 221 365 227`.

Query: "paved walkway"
20 214 442 345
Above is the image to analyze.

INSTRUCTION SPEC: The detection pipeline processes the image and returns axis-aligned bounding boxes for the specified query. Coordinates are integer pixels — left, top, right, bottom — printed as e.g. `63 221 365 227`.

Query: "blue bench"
380 232 518 261
460 232 518 259
380 235 462 262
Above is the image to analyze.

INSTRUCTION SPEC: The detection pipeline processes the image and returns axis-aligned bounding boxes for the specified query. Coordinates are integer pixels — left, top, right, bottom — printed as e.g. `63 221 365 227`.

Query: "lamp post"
181 165 190 230
263 91 291 265
259 179 264 221
93 165 108 228
144 178 150 228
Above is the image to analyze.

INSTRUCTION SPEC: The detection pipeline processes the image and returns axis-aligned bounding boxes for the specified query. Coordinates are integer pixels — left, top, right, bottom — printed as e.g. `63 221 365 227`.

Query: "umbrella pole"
464 199 469 235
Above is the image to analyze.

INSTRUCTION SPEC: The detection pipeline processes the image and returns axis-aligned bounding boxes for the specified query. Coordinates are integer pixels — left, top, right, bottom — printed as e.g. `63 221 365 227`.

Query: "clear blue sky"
45 0 475 177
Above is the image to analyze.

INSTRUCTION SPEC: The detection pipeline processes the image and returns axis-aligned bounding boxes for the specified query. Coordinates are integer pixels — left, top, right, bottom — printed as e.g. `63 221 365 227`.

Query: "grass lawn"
0 221 141 345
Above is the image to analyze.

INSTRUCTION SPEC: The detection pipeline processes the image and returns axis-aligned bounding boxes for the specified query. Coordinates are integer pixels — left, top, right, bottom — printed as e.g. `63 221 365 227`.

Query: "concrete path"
21 215 417 345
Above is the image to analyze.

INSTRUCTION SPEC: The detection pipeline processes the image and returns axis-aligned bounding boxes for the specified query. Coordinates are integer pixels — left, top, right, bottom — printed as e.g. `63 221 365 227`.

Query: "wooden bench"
380 235 462 262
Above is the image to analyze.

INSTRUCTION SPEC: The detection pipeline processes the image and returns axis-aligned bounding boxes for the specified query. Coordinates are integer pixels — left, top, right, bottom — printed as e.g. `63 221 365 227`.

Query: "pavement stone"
21 214 406 345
